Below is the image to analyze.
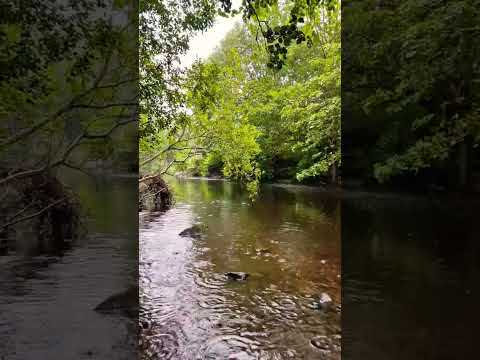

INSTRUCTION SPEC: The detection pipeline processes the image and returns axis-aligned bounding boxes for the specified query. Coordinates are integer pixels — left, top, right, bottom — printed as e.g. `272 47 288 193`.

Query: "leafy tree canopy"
343 0 480 185
140 0 341 197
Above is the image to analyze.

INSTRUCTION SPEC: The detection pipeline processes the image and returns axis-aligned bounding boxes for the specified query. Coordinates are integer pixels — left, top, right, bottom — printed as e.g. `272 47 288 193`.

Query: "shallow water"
140 178 341 359
0 174 138 360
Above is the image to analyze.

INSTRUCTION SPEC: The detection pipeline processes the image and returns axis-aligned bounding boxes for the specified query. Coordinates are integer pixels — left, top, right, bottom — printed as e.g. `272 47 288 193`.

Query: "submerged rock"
179 224 206 238
310 292 333 311
310 335 331 351
94 286 138 318
225 272 249 281
256 248 271 254
319 292 333 310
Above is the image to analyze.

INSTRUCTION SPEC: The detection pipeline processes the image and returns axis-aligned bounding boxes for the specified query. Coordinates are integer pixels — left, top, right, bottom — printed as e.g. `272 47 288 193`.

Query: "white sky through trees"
180 2 242 68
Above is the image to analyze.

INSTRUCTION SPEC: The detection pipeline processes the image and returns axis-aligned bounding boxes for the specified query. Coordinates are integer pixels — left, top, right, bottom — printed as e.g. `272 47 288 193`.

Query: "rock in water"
256 247 271 255
225 272 249 281
94 286 138 318
179 224 205 238
310 292 333 311
310 335 331 351
318 292 333 310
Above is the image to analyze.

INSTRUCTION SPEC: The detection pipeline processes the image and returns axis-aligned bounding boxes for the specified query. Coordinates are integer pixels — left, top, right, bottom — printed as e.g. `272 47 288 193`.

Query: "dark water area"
0 172 138 360
342 194 480 359
140 178 341 359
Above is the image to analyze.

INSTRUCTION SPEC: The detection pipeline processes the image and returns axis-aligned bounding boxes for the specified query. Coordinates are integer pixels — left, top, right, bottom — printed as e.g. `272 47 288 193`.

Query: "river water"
0 173 138 360
140 178 341 359
3 173 477 359
342 193 480 359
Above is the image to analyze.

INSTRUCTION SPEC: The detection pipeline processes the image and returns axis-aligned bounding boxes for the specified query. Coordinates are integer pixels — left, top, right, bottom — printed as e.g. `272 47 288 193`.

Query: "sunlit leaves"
182 3 340 188
141 0 341 192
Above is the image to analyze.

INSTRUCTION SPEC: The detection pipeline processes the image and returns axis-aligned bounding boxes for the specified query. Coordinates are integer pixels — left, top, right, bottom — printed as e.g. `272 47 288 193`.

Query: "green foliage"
139 0 218 134
180 2 340 191
343 0 480 184
139 0 335 141
140 0 341 197
186 59 262 196
1 0 138 172
220 0 338 69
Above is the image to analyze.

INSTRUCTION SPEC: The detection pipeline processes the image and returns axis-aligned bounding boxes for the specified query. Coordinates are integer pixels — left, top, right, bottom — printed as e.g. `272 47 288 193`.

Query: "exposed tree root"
139 175 172 211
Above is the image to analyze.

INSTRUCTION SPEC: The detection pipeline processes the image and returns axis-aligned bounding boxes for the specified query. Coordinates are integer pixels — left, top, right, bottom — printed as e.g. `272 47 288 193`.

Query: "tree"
1 0 138 232
139 0 338 179
343 0 480 188
157 1 341 194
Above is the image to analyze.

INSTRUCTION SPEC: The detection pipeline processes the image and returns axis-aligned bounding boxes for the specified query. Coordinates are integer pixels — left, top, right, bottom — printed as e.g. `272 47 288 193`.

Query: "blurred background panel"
0 1 139 359
342 0 480 358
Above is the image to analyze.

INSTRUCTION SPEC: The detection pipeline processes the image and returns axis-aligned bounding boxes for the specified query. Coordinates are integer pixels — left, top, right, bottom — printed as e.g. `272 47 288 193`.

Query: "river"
3 174 477 359
342 193 480 359
0 172 138 360
140 177 341 359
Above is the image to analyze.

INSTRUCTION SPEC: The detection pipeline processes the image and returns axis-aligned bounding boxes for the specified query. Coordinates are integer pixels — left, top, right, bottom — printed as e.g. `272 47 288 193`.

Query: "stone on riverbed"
94 286 138 318
310 292 333 311
310 335 331 352
319 292 333 310
225 272 249 281
179 224 206 238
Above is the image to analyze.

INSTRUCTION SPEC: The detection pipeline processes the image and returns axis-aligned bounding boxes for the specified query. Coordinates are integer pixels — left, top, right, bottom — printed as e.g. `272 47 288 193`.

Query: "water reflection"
140 178 341 359
342 195 480 359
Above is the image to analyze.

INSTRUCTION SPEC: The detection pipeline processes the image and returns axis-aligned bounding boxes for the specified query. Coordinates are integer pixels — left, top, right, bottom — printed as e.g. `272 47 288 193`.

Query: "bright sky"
180 4 242 68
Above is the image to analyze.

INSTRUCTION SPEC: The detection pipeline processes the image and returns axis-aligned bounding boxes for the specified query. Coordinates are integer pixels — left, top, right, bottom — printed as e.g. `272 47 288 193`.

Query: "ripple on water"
141 331 178 359
198 334 261 360
141 320 189 360
140 179 341 360
194 272 228 290
198 294 230 310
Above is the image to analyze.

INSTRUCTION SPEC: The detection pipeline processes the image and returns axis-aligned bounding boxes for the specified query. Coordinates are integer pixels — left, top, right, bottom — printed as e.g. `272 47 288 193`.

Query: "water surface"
0 173 138 360
342 194 480 359
140 177 341 359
